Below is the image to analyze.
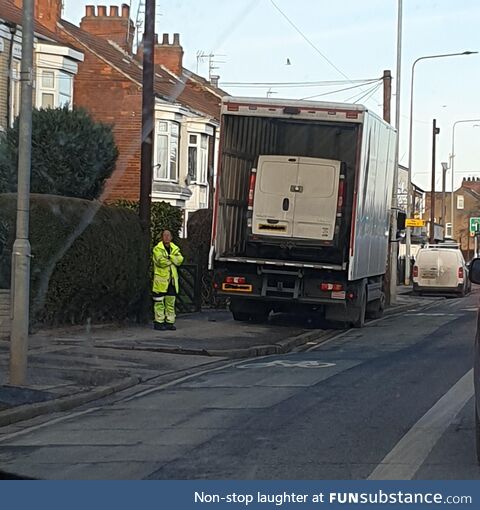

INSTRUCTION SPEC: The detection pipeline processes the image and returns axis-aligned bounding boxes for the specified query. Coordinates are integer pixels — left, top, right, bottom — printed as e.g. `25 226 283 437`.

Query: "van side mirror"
469 258 480 285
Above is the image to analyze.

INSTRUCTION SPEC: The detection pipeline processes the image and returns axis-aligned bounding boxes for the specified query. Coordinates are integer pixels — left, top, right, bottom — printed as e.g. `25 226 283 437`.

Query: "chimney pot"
110 6 119 16
121 3 130 17
86 5 96 16
97 5 107 16
162 33 169 45
173 33 180 45
154 34 159 44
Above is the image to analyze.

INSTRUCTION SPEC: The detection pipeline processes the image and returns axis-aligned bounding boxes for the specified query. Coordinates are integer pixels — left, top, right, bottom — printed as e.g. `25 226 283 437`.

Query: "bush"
0 194 148 325
0 107 118 200
114 200 183 246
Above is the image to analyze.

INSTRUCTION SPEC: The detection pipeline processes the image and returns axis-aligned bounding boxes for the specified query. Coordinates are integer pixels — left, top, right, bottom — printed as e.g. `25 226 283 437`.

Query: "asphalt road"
0 291 478 479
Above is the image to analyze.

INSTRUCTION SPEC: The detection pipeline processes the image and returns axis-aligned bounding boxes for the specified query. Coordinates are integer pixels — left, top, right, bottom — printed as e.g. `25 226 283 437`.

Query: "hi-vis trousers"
153 295 176 324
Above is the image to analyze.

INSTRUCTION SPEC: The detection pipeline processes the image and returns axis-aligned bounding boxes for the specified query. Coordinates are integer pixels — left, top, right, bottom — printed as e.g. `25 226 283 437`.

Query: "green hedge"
0 194 148 325
114 200 183 246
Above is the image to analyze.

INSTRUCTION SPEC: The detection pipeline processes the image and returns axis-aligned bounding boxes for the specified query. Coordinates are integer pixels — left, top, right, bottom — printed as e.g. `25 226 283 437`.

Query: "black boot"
154 322 167 331
166 323 176 331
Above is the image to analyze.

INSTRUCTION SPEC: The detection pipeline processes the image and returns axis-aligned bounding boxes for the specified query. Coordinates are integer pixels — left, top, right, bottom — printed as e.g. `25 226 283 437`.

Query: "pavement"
0 290 439 429
0 290 475 479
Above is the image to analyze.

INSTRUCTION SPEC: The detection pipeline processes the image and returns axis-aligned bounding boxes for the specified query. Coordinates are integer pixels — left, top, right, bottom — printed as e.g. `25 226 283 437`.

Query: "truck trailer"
210 97 396 327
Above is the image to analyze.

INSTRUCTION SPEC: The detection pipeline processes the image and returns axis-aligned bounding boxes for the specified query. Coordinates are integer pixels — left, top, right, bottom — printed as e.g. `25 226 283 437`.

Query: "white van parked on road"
413 246 471 296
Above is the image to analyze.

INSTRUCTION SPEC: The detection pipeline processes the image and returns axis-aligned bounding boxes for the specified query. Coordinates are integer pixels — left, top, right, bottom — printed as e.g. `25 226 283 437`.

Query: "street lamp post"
441 161 449 227
405 50 477 284
450 119 480 240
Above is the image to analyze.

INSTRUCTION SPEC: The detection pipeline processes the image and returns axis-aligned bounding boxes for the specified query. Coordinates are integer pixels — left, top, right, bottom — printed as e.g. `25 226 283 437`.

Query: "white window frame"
154 120 180 182
445 222 453 238
187 132 209 185
457 195 464 210
37 68 73 109
10 60 21 126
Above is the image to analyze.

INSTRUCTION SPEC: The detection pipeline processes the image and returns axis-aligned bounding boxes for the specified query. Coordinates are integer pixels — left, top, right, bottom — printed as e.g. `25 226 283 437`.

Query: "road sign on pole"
406 218 425 228
469 217 480 234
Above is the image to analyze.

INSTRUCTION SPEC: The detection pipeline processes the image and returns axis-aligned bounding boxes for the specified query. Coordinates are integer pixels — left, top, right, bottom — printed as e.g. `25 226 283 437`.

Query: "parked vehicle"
468 258 480 461
413 246 471 296
211 97 397 327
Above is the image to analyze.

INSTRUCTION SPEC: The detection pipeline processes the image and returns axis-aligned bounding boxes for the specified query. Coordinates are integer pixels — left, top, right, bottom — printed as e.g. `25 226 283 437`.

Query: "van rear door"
252 156 297 237
252 156 341 241
293 157 341 241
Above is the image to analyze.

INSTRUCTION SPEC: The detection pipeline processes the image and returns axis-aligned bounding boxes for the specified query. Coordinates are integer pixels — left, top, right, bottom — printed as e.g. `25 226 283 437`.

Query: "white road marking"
368 369 474 480
237 360 336 369
405 313 456 317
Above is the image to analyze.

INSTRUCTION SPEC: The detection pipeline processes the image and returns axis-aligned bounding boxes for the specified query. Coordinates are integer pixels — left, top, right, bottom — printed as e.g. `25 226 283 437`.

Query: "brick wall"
0 290 10 339
0 36 11 132
59 35 143 202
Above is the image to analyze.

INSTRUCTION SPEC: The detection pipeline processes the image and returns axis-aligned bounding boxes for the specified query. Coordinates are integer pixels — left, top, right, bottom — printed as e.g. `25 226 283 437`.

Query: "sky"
63 0 480 192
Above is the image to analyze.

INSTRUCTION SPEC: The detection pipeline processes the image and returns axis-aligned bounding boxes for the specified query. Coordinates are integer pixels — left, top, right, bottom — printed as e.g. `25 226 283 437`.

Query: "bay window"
155 121 180 181
38 69 73 109
188 133 209 184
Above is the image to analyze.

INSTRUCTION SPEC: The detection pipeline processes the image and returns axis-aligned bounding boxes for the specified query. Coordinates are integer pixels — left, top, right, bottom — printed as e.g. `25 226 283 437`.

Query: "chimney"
210 75 220 88
80 4 135 54
153 32 184 76
14 0 62 32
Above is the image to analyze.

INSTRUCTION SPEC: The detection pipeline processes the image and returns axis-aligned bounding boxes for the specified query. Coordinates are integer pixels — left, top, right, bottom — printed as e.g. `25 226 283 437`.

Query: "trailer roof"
223 96 367 111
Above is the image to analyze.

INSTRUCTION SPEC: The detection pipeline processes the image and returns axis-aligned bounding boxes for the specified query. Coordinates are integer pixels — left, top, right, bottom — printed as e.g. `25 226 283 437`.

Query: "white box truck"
210 97 396 327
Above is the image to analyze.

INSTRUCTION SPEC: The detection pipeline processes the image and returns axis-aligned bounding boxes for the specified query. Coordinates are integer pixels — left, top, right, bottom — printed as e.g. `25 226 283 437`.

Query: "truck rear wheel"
232 310 251 322
352 291 367 328
366 292 385 320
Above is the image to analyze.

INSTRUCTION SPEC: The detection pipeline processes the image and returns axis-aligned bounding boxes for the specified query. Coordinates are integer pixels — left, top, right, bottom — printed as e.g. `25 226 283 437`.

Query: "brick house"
424 177 480 257
6 1 226 227
0 0 84 132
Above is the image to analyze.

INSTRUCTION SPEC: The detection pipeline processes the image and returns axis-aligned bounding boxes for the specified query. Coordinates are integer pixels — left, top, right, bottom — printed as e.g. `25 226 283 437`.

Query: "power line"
269 0 350 81
354 82 382 104
300 79 381 100
221 78 378 87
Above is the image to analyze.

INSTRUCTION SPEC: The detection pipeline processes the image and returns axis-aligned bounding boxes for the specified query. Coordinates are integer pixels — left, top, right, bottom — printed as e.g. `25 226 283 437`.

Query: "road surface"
0 292 478 479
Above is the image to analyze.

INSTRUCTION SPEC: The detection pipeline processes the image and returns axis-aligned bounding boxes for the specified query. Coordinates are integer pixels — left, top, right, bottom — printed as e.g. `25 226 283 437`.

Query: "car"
469 258 480 461
412 246 471 297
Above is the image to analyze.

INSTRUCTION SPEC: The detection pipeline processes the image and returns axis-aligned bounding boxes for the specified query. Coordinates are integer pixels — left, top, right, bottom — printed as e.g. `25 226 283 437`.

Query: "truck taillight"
248 170 257 209
413 266 419 278
321 283 344 291
458 267 464 279
226 276 246 284
337 179 345 209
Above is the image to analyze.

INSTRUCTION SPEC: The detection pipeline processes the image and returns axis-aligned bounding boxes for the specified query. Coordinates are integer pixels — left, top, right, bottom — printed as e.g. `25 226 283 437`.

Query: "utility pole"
382 69 392 305
139 0 155 235
441 161 448 226
382 70 392 124
10 0 34 386
429 119 440 244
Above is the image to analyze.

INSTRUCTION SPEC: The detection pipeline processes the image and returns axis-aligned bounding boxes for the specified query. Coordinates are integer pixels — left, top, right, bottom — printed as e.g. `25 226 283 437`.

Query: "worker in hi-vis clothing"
152 230 184 331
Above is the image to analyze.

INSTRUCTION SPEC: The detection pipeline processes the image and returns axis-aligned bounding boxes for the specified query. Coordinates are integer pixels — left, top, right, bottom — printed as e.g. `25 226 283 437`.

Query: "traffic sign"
469 217 480 233
406 218 425 228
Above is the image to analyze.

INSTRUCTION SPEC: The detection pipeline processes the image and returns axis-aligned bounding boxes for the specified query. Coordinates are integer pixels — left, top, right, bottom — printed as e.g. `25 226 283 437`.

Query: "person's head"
162 230 173 246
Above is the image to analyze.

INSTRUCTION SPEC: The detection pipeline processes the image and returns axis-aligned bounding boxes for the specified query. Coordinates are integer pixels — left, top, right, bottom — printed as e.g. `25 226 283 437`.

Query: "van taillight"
226 276 246 284
458 267 464 279
337 179 345 210
413 266 419 278
248 170 257 209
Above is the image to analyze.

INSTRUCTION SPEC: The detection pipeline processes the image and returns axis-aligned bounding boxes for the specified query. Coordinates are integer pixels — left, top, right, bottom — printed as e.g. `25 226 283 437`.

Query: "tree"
0 106 118 200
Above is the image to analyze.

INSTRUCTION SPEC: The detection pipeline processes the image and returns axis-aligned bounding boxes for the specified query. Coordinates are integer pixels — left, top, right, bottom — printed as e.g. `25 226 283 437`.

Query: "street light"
441 161 449 227
450 119 480 239
404 50 478 284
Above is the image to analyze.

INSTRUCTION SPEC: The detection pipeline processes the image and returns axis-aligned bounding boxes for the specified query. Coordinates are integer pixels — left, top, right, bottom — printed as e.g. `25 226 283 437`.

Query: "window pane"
42 93 55 108
457 196 464 209
59 71 72 96
171 122 179 136
156 134 168 180
170 135 178 180
188 146 197 181
201 134 208 149
189 134 197 145
158 121 168 132
200 147 208 183
42 70 55 88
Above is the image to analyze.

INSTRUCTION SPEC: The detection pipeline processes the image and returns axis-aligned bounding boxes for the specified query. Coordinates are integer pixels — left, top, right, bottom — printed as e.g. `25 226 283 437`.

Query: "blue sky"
64 0 480 191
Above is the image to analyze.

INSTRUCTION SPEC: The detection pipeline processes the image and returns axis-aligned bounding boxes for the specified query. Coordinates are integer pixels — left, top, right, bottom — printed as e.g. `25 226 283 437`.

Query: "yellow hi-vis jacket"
152 241 184 294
